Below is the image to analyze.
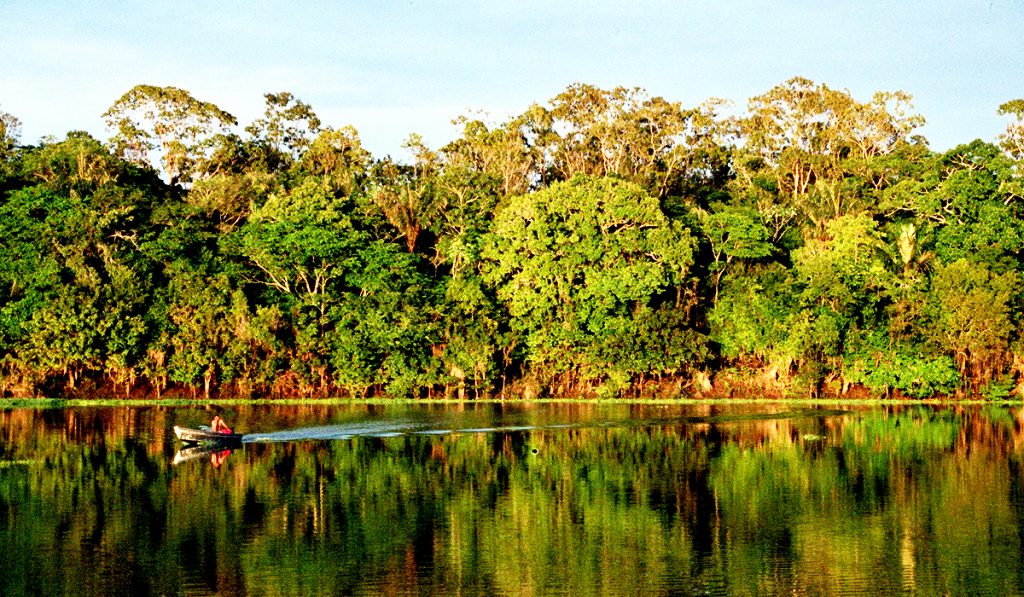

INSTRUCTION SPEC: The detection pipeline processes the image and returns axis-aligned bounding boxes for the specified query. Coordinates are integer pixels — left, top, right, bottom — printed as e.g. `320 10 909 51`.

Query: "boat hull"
174 425 244 444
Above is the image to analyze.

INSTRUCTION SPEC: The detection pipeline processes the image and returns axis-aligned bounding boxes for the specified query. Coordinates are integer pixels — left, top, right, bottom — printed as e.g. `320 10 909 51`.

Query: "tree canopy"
1 78 1023 399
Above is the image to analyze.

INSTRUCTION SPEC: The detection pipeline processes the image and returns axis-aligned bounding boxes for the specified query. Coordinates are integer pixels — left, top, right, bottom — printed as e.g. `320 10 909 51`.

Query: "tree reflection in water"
1 403 1023 595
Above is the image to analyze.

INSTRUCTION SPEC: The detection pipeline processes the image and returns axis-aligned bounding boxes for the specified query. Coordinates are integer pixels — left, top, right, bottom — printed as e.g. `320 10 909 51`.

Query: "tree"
739 77 923 233
427 168 500 273
920 142 1024 269
0 135 164 395
165 269 235 398
998 99 1024 161
103 84 237 185
698 206 773 303
21 131 124 196
245 91 321 160
793 214 889 312
0 107 21 168
482 175 698 393
231 179 360 317
998 99 1024 203
442 115 536 196
709 264 797 366
788 214 892 393
534 84 732 198
298 126 371 195
927 259 1017 390
370 135 440 253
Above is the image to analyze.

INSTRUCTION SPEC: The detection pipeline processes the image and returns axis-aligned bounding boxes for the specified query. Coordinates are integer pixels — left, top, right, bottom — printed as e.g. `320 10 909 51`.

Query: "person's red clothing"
211 449 231 467
211 415 232 434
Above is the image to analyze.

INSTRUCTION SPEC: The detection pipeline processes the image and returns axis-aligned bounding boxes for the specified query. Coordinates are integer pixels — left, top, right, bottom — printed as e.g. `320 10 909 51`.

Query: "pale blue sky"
1 1 1022 159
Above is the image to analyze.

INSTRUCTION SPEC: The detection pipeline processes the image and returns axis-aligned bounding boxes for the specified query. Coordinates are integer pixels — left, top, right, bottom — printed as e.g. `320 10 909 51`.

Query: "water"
1 402 1023 595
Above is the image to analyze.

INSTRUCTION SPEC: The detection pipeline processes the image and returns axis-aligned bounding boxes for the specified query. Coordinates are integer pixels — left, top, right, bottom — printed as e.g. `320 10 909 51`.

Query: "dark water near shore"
2 402 1024 595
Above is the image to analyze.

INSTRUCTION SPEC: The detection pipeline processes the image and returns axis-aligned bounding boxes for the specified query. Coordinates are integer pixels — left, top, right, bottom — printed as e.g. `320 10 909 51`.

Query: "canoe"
174 425 244 444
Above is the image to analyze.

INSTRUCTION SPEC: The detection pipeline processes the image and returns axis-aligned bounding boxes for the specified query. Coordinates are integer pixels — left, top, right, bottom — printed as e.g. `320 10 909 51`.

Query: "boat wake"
239 420 546 443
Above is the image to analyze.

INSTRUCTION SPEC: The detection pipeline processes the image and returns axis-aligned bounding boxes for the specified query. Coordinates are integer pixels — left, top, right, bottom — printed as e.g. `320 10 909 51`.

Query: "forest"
0 78 1022 400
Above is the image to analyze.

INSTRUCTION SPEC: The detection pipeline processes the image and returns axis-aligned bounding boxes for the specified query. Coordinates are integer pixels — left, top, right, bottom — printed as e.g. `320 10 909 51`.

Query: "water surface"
1 402 1023 595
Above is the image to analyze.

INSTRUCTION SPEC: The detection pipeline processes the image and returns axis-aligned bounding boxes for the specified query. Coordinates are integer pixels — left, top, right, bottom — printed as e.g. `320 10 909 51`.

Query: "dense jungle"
0 79 1022 400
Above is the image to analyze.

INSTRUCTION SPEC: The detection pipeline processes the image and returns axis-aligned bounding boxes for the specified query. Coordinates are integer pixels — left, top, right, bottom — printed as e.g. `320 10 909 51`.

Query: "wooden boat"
174 425 244 444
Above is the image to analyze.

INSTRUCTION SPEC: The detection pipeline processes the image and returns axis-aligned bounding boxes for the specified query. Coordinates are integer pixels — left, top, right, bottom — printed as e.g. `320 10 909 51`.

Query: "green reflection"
1 405 1024 595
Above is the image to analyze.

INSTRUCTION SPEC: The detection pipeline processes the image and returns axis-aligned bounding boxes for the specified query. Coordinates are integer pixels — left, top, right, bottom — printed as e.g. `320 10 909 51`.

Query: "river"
1 402 1022 595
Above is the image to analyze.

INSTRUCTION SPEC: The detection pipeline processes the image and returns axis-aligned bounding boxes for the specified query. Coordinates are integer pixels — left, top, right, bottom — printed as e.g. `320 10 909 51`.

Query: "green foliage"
844 351 960 398
5 79 1024 398
926 259 1018 389
710 264 796 361
103 84 237 184
699 205 774 302
793 214 890 311
482 175 698 392
998 99 1024 161
245 91 321 159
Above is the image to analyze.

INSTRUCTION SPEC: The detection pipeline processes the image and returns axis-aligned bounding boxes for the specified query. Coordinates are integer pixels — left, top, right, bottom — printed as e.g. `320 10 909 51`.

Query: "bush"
844 352 960 398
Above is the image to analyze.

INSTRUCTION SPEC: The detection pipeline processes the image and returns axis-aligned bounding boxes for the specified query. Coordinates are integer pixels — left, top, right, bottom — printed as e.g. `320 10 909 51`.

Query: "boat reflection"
172 443 235 467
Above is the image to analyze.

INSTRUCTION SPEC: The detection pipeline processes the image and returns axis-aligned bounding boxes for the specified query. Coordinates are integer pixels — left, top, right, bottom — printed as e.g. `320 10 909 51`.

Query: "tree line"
0 78 1022 399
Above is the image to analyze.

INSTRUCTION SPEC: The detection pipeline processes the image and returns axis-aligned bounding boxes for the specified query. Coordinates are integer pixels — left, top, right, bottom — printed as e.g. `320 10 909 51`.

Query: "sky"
1 0 1022 160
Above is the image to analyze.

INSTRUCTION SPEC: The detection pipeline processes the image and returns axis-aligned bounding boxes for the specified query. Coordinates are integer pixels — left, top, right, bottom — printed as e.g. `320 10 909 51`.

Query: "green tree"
299 126 371 196
918 142 1024 270
103 84 237 185
441 115 537 197
927 259 1017 390
789 214 892 393
482 175 698 394
0 134 164 395
998 99 1024 161
246 91 321 160
997 99 1024 203
535 84 732 198
709 264 797 369
0 107 21 177
738 77 923 234
231 179 360 320
698 205 773 303
369 135 440 253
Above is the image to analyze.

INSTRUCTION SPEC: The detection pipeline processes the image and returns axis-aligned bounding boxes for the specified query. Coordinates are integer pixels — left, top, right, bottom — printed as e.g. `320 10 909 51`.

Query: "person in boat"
211 415 233 434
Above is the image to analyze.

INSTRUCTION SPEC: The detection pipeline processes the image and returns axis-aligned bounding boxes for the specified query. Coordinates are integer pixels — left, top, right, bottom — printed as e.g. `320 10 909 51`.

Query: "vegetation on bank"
0 80 1023 399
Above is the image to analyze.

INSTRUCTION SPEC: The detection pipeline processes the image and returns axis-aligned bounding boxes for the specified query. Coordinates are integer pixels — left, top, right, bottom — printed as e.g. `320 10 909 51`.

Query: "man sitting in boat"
211 415 233 434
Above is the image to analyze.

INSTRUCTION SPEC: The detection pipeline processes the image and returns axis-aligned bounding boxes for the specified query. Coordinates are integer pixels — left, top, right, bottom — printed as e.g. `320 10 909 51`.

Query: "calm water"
2 402 1024 595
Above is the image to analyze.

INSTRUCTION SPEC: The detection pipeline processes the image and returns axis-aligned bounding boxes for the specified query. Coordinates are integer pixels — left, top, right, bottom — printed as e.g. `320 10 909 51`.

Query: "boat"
173 425 244 444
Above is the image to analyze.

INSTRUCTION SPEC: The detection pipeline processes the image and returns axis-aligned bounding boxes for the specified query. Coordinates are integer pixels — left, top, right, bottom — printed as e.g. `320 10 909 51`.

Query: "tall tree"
0 107 20 161
482 175 699 394
103 84 237 185
927 259 1017 390
998 99 1024 202
370 134 439 253
442 114 537 196
998 99 1024 161
537 84 732 198
245 91 322 160
738 77 923 234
